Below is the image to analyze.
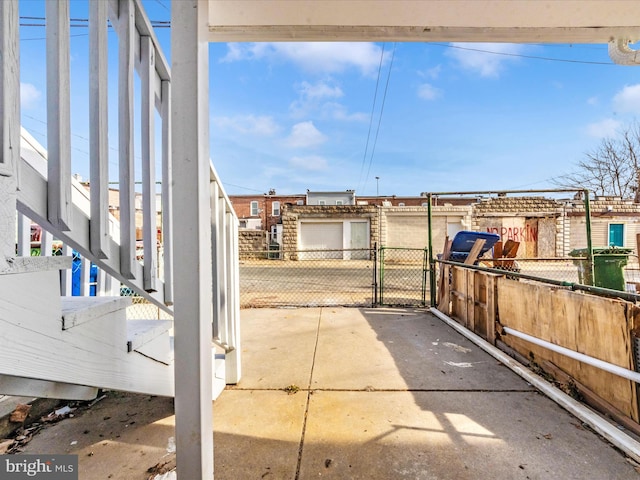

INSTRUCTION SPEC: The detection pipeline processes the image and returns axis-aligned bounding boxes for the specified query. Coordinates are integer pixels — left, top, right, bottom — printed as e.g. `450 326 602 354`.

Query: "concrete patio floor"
17 307 640 479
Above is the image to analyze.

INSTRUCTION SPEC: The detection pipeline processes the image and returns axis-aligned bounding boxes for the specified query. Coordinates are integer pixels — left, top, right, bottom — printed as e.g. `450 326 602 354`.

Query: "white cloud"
290 80 344 117
587 96 599 106
418 65 442 80
298 80 343 100
20 83 41 109
220 42 385 75
290 81 364 121
613 84 640 113
285 121 327 148
212 114 280 136
322 103 367 122
446 43 527 78
219 43 273 63
585 118 621 138
417 83 442 101
289 155 329 171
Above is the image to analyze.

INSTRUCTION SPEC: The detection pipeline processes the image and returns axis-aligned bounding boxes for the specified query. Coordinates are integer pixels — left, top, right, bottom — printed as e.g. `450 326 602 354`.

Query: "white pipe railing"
503 326 640 384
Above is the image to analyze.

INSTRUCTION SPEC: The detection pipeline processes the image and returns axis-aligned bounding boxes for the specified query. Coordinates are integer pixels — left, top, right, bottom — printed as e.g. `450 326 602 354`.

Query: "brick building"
229 192 306 236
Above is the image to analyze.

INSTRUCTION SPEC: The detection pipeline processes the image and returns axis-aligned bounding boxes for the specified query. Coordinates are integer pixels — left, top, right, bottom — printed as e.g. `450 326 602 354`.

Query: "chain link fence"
119 287 173 320
240 248 377 307
239 246 432 308
379 247 429 306
439 250 640 296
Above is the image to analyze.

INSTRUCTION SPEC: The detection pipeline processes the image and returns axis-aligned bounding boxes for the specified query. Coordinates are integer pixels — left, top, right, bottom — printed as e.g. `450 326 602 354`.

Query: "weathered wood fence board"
449 268 497 342
441 264 640 421
496 278 639 421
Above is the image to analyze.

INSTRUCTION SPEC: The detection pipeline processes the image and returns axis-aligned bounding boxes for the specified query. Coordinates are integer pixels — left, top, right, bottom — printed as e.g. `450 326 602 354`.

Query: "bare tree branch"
553 121 640 199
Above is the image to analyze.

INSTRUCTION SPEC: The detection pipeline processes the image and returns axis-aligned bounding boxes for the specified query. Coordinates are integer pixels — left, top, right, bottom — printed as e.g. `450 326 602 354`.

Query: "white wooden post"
172 1 214 478
141 35 158 292
161 80 174 305
80 256 91 296
41 230 53 257
117 0 137 279
210 180 221 340
226 212 241 384
60 244 73 295
0 0 19 267
89 0 110 259
45 0 72 231
217 195 229 344
16 213 30 257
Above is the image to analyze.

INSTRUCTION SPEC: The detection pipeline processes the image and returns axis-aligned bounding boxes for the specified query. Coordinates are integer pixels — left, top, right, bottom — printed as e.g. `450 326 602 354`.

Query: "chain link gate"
378 247 429 306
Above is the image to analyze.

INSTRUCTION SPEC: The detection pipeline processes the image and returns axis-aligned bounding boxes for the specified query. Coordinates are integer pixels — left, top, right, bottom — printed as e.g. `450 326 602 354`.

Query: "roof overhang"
206 1 640 44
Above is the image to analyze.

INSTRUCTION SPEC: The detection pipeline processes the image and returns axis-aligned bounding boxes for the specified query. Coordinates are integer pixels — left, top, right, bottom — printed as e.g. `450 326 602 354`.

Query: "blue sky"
17 0 640 197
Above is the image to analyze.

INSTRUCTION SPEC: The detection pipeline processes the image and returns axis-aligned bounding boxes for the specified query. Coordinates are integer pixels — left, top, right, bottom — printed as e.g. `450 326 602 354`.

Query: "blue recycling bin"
449 231 500 264
72 251 98 296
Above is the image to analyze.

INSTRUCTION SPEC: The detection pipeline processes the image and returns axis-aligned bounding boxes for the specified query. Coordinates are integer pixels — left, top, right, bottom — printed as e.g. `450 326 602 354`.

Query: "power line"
358 43 386 192
18 16 170 29
431 42 615 66
19 15 169 41
221 182 265 193
364 42 397 189
153 0 171 12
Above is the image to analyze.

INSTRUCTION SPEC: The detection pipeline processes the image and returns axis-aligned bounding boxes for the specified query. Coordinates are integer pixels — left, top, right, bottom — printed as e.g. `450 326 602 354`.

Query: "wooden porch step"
0 256 71 276
127 320 174 366
61 296 131 330
0 375 98 401
127 319 173 352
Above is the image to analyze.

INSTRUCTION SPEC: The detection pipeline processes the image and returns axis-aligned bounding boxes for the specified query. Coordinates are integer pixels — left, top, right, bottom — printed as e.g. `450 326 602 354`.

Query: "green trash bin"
268 242 281 260
569 247 633 291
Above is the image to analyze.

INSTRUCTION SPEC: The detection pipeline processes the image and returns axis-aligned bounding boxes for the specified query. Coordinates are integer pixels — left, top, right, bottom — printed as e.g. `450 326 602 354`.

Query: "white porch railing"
211 162 242 383
3 0 241 476
14 0 174 311
2 0 241 396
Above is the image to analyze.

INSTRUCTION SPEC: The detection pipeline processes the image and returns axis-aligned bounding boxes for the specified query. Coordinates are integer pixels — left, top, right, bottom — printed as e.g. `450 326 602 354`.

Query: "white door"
447 221 464 239
350 222 369 259
300 222 343 259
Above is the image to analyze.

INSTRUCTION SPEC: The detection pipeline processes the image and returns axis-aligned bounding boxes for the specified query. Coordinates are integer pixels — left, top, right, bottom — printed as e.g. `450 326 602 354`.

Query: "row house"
234 191 640 261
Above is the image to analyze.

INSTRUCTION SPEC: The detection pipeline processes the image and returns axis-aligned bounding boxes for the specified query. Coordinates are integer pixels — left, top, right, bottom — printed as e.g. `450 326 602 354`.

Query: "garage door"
300 222 343 259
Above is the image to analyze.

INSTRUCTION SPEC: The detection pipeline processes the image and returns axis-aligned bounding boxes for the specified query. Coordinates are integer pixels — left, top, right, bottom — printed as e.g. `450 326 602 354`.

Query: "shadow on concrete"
351 307 636 479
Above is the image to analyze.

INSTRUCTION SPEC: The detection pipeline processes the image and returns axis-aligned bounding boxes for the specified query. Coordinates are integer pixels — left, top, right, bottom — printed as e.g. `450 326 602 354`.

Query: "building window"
318 200 326 206
398 202 405 207
239 220 247 228
250 201 259 216
272 201 280 216
421 202 429 207
609 223 624 247
296 199 304 205
336 200 343 206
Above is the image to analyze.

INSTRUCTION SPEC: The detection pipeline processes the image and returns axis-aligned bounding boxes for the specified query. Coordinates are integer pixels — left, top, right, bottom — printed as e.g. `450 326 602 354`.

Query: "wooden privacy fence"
438 263 640 424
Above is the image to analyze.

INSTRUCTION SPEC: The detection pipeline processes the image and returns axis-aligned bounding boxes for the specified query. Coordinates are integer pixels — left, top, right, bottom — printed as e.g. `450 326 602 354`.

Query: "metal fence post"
584 189 595 286
372 243 378 306
422 247 429 305
379 246 385 305
427 193 436 306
